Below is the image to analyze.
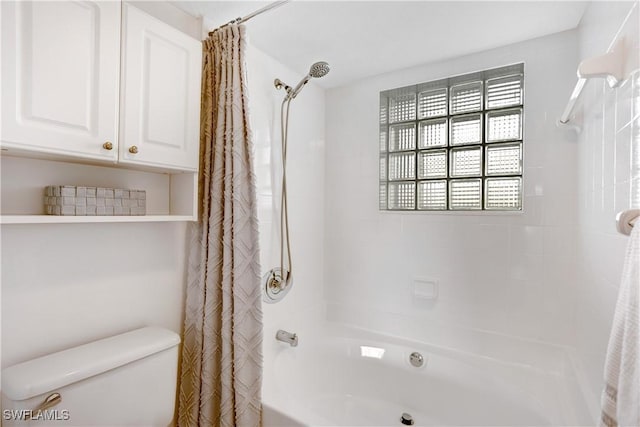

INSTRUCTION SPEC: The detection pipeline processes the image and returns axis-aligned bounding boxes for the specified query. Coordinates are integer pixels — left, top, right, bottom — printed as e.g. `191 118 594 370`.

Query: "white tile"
602 185 617 233
510 225 545 255
543 226 579 260
510 195 544 226
572 2 639 405
523 139 546 168
543 191 577 227
632 116 640 181
632 71 640 122
615 123 632 185
615 78 634 132
614 180 631 215
544 162 577 199
593 110 605 191
508 252 544 282
604 111 617 188
632 176 640 209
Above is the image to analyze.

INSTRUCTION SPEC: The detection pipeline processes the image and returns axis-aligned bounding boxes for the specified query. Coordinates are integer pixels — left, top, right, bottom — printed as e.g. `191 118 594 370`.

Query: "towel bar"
559 37 627 125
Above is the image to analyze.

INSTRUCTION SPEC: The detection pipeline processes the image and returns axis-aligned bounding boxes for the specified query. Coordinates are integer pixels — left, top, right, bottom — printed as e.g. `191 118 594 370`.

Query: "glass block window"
419 88 448 118
388 182 415 210
418 150 447 179
450 82 483 114
451 114 482 146
418 180 447 210
389 123 416 151
419 119 447 148
388 152 416 181
450 147 482 177
388 91 416 123
450 179 482 210
379 63 524 211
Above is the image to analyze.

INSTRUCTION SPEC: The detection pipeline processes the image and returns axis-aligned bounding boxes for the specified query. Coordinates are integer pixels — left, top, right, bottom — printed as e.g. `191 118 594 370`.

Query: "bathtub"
263 323 571 426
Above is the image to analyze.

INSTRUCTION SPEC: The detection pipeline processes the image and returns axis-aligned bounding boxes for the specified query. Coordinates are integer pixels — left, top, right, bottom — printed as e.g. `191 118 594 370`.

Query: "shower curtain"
178 24 263 427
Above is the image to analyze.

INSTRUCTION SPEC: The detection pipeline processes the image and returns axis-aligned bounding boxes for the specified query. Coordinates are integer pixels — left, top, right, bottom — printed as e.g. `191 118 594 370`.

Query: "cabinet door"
1 1 121 161
119 5 201 172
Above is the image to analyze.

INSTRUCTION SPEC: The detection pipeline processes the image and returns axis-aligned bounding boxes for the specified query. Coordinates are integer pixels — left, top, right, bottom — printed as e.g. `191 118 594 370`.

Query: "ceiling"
173 1 589 88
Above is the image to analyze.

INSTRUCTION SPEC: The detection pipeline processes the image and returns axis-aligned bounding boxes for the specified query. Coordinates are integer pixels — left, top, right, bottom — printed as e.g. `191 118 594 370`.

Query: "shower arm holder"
558 37 628 127
274 78 292 96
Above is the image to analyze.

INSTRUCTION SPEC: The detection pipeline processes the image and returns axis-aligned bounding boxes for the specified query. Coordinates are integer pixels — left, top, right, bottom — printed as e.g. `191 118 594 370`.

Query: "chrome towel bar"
559 37 627 125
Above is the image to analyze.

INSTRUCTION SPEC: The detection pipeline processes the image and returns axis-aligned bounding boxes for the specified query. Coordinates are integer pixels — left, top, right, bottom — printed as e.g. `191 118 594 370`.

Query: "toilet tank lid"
2 327 181 401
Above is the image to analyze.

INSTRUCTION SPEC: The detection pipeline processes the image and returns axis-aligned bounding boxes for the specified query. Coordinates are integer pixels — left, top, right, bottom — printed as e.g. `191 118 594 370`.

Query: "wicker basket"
44 186 146 216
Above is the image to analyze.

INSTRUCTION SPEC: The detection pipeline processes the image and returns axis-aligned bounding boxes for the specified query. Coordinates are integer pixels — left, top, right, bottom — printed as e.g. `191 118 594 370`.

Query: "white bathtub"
263 323 570 426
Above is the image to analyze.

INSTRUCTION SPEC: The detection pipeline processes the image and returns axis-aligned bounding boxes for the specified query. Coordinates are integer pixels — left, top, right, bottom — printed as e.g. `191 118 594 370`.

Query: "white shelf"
1 156 198 223
0 215 196 224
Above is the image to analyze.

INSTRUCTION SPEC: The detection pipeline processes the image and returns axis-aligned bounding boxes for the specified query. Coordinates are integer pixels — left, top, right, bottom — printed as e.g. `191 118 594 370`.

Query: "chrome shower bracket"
262 267 293 303
274 78 292 97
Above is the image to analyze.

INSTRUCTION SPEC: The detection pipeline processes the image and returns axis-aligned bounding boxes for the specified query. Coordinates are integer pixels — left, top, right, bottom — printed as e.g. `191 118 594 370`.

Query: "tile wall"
324 29 580 348
246 43 327 369
572 0 639 417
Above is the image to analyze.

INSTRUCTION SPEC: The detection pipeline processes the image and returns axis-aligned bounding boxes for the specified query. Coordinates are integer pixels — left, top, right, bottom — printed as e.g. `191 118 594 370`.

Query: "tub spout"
276 330 298 347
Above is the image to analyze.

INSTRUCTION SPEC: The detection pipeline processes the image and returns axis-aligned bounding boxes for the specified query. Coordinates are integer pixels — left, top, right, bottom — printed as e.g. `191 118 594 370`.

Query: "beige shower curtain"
178 24 263 427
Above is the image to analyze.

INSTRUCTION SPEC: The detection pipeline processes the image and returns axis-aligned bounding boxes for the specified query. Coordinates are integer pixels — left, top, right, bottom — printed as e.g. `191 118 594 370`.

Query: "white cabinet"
119 4 201 171
1 1 121 161
0 2 202 223
1 1 201 173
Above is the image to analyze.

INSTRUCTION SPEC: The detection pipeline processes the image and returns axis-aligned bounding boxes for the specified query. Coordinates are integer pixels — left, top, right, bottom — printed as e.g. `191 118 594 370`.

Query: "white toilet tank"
1 327 181 426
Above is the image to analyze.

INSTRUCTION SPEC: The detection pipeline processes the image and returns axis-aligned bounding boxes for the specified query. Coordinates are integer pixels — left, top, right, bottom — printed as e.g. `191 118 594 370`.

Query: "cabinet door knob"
129 146 138 154
102 142 113 150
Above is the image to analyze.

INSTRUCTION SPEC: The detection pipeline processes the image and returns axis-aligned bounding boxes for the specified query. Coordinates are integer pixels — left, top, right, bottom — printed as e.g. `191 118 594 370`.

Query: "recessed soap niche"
412 277 439 300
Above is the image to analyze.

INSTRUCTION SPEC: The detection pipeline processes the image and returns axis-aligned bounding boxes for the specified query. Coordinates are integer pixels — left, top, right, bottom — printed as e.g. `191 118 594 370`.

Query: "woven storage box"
44 186 146 216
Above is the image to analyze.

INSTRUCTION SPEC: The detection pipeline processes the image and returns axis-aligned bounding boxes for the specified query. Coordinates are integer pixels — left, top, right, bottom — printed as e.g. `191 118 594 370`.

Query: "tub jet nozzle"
400 413 414 426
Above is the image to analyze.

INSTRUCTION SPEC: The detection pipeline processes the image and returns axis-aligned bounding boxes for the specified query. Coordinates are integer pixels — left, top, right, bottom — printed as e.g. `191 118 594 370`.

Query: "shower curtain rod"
208 0 291 35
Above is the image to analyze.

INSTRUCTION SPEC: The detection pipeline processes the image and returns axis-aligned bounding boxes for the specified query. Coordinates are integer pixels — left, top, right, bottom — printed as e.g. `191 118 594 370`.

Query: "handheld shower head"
309 61 330 78
287 61 330 99
274 61 331 100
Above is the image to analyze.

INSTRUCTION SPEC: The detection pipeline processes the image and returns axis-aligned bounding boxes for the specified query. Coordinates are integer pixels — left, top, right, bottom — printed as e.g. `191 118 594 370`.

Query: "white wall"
1 222 187 367
0 1 200 369
572 0 640 417
324 29 580 352
244 41 326 386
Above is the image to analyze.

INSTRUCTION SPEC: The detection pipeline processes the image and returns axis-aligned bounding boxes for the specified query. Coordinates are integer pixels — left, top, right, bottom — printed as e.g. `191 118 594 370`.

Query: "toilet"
1 327 181 426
